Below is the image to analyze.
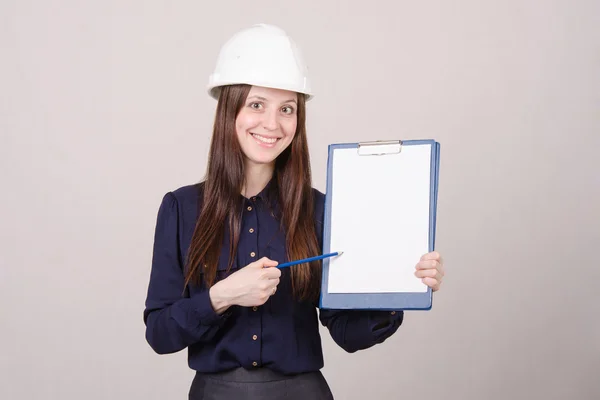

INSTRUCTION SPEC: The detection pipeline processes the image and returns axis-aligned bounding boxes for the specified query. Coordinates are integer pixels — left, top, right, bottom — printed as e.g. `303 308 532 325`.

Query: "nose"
261 108 278 131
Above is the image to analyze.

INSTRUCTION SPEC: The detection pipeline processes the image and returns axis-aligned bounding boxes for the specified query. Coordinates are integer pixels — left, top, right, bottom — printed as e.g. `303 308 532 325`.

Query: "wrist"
209 281 233 314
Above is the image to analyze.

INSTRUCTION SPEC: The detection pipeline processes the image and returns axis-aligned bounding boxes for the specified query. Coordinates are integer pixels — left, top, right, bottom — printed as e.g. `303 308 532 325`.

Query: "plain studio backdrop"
1 1 599 399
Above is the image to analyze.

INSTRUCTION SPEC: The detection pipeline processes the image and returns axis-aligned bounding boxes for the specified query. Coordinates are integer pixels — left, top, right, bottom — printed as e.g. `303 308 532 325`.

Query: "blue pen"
276 252 344 269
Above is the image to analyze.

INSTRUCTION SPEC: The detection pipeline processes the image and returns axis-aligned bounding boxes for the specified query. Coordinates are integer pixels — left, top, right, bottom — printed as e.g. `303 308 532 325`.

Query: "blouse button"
252 306 258 311
247 206 252 211
390 311 396 315
250 252 256 257
252 361 258 367
249 228 254 233
252 334 258 341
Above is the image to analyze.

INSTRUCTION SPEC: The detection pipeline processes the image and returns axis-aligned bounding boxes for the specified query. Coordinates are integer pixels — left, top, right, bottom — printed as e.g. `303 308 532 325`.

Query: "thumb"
255 257 279 268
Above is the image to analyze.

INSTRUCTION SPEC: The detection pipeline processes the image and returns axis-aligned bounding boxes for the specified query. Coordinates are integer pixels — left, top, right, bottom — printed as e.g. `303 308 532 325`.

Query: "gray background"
2 1 599 399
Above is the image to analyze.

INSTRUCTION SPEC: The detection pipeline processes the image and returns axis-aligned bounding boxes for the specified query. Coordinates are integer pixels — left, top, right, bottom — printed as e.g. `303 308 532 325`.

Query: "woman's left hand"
415 251 444 292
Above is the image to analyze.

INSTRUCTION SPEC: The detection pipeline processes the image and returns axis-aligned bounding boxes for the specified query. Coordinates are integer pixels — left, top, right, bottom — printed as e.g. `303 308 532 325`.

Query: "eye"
281 105 294 115
249 102 263 110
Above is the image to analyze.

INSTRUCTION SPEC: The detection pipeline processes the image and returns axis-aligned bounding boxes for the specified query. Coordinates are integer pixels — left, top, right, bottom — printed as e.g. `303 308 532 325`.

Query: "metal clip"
357 140 402 155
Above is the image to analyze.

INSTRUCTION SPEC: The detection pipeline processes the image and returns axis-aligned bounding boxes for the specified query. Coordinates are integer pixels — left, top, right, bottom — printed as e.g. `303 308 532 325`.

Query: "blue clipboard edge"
319 139 440 310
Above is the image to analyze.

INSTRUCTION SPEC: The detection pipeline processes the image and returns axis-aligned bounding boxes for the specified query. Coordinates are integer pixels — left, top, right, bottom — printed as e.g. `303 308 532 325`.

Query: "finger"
420 251 441 262
263 281 279 297
250 257 266 268
415 268 443 284
422 270 443 282
421 277 440 291
414 268 438 279
267 278 280 289
255 257 279 268
262 267 282 279
263 259 279 268
416 259 439 270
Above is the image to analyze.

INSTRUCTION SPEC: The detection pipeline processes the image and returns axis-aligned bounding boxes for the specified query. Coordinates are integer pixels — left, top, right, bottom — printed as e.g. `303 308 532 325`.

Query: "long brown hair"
184 84 321 302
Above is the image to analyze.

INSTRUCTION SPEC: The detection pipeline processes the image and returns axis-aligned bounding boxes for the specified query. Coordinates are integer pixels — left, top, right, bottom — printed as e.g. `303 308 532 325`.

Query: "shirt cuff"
369 310 404 331
191 289 232 326
389 310 403 320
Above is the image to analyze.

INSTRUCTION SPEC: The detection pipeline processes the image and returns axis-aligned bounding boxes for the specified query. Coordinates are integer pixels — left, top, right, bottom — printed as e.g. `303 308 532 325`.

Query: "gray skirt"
189 367 334 400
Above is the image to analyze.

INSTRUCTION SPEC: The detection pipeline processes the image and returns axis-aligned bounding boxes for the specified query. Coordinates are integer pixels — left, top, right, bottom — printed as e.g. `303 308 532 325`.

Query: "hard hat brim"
207 82 313 101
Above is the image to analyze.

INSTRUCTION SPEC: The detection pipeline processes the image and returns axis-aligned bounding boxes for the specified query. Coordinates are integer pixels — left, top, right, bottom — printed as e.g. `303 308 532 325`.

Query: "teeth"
252 133 278 144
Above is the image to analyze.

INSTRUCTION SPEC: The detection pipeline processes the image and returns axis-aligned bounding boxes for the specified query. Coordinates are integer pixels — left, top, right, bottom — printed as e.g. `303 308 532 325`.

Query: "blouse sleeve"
318 308 404 353
313 189 404 353
143 192 231 355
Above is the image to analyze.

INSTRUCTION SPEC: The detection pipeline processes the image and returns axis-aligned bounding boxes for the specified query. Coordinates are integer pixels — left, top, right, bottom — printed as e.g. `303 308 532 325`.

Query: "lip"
249 132 281 149
250 132 282 140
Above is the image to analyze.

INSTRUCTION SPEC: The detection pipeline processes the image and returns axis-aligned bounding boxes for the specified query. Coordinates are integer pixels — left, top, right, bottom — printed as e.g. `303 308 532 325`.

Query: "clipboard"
319 139 440 310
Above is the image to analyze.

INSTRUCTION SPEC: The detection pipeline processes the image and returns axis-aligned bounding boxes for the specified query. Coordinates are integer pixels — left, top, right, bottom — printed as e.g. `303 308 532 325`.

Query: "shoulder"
170 182 204 206
156 182 204 217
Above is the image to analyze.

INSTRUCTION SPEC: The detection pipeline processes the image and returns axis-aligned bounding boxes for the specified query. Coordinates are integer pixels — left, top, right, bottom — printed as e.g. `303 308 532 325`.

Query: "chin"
247 154 277 166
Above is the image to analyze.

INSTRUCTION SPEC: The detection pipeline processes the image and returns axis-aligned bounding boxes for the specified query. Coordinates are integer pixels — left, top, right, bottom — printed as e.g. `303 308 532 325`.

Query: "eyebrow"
247 95 297 104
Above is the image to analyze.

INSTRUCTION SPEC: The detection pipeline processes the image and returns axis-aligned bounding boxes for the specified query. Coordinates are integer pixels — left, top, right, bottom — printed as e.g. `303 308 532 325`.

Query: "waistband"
196 367 317 383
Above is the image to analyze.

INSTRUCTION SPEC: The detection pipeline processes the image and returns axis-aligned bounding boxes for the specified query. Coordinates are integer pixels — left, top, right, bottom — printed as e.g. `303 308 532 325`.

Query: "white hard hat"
207 24 313 100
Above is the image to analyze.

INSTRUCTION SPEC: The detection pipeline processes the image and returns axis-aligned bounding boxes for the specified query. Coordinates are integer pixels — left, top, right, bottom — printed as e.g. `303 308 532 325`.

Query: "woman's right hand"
209 257 281 313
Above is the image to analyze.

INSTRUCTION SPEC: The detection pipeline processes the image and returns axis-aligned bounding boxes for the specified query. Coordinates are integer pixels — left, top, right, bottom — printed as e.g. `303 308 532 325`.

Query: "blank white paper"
327 144 431 293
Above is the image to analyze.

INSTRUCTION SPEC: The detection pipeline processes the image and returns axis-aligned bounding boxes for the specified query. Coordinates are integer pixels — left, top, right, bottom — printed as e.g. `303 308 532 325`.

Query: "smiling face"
235 86 298 168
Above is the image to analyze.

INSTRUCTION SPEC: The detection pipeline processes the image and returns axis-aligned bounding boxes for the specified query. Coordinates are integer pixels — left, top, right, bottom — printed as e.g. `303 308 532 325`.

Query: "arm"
143 192 231 355
318 308 404 353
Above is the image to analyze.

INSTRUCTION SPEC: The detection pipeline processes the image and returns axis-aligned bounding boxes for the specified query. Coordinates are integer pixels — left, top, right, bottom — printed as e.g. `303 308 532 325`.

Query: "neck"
242 161 275 198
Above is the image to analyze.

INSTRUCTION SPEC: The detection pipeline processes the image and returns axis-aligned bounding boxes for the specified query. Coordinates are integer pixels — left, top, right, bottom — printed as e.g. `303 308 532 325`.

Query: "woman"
143 24 445 399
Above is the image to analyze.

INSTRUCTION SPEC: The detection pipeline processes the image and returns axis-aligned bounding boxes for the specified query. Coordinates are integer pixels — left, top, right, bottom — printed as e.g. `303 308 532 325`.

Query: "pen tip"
338 251 344 256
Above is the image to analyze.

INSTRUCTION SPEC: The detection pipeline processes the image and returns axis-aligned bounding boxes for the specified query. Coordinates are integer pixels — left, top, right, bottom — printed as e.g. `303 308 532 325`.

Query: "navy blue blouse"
143 181 404 375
